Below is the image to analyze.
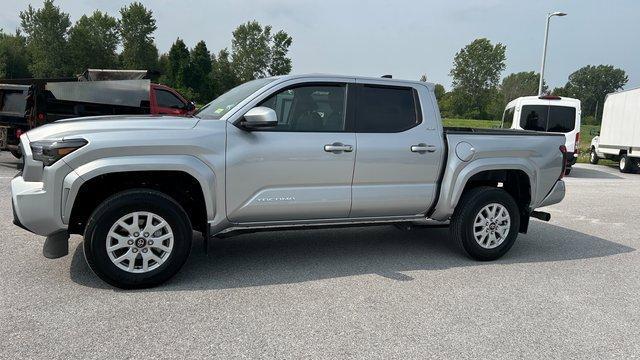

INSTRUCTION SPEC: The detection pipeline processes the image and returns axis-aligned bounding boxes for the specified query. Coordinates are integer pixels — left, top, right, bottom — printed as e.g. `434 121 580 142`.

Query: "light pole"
538 11 567 96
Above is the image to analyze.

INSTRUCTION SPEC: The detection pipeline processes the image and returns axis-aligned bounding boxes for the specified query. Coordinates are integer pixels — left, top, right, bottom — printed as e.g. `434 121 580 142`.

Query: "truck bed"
444 127 566 137
429 128 566 221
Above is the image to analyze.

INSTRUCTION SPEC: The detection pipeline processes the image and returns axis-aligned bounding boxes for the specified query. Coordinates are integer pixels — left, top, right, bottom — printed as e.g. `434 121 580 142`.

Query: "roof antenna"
381 74 392 79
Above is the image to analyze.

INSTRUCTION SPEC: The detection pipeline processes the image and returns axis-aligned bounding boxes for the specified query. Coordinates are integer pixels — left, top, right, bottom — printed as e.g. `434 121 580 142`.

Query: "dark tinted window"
520 105 549 132
355 85 419 132
155 89 185 108
547 106 576 132
259 84 346 132
501 107 515 128
520 105 575 133
0 91 26 113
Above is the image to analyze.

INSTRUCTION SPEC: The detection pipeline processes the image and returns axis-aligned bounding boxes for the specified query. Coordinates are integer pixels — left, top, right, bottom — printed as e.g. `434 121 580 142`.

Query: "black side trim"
425 131 448 218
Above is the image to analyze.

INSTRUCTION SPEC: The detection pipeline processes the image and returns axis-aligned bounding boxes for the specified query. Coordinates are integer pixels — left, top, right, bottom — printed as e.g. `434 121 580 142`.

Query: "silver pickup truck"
11 74 567 288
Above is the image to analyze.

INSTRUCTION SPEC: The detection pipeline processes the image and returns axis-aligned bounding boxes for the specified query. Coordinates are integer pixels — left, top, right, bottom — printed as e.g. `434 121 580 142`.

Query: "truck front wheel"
450 186 520 261
589 147 599 164
83 189 192 289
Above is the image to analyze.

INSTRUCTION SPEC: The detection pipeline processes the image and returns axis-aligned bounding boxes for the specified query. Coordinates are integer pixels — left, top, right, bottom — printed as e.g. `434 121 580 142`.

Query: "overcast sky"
1 0 638 90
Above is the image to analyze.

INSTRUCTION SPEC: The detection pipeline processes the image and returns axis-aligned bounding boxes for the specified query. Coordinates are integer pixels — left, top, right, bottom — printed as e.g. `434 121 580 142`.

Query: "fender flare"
61 155 217 224
430 157 537 221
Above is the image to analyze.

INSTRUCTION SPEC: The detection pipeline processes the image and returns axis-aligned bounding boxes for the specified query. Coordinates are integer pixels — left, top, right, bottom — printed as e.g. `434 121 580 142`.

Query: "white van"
501 96 581 175
590 87 640 173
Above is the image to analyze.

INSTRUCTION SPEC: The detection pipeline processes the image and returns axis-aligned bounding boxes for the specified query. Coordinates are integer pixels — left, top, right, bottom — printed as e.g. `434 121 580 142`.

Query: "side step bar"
530 211 551 222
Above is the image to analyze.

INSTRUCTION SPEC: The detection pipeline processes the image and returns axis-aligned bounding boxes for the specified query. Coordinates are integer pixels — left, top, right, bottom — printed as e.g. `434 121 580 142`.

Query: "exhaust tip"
531 211 551 222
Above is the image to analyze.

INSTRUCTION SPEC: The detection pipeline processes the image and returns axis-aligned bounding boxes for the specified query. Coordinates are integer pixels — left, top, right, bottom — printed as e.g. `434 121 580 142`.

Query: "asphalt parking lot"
1 151 639 359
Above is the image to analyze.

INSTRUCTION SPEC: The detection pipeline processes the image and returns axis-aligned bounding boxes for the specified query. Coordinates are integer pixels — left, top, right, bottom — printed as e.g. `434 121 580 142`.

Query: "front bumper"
11 175 67 236
538 180 565 208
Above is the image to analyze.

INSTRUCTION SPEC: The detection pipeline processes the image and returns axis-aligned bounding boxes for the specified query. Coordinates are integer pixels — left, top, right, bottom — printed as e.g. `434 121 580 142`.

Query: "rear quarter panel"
430 130 565 221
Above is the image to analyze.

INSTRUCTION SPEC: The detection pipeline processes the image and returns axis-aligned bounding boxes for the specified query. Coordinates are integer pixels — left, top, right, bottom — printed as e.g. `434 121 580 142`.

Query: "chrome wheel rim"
590 151 596 162
106 211 174 273
620 157 626 170
473 203 510 249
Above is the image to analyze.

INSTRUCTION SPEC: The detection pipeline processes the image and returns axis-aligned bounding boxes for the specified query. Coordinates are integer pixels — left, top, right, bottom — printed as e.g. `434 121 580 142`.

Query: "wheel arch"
63 155 216 235
430 158 536 226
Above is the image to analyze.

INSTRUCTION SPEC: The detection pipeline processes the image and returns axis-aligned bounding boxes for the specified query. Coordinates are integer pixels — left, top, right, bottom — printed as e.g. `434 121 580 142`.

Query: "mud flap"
43 231 70 259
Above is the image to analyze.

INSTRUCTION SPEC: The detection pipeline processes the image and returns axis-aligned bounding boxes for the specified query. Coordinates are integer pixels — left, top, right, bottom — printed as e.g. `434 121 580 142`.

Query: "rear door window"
547 106 576 132
520 105 575 133
355 85 420 133
520 105 549 131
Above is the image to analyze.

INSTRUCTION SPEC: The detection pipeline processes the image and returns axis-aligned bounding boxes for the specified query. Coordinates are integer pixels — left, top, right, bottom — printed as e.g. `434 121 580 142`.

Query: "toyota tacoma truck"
11 74 567 288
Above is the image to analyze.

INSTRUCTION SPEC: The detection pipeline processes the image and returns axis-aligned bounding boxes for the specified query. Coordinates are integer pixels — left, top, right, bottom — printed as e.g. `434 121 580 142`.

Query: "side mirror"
240 106 277 129
186 101 196 111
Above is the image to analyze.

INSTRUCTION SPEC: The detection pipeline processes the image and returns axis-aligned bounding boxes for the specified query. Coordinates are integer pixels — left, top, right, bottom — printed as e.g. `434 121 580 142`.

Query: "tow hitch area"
530 211 551 222
43 231 70 259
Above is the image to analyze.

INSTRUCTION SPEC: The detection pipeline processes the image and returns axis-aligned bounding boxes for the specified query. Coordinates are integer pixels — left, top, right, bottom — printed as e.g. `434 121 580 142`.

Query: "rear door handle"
411 143 437 153
324 143 353 153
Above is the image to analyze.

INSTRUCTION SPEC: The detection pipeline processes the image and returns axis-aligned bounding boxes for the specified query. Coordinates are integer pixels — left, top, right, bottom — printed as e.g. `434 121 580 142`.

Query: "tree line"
429 38 628 124
0 0 293 103
0 1 630 124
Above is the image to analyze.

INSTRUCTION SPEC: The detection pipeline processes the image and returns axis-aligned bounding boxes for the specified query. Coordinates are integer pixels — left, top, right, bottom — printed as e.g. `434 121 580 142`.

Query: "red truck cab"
150 84 196 116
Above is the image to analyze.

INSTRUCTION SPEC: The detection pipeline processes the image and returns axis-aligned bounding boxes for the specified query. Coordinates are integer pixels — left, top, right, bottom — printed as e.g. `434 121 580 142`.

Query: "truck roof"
606 86 640 97
505 95 580 109
271 73 435 90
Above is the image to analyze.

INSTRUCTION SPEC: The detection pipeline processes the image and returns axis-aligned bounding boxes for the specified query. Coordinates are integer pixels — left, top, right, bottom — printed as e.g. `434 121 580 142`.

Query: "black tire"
450 186 520 261
83 189 192 289
619 154 632 173
589 147 599 164
564 167 572 176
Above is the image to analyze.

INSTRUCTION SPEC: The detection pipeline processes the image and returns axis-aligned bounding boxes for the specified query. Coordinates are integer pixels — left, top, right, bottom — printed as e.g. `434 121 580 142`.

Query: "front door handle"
411 143 437 153
324 143 353 153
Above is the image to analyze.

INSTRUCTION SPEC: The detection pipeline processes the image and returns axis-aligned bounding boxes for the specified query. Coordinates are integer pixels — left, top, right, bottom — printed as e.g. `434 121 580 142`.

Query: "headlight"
30 139 88 166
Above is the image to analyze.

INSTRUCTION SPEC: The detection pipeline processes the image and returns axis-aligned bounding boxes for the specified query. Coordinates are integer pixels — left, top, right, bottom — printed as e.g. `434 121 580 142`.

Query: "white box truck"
590 88 640 173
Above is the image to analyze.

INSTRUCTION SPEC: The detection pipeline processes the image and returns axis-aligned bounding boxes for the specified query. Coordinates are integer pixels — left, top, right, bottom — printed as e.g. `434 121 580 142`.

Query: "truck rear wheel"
450 186 520 261
619 154 634 173
83 189 192 289
589 147 599 164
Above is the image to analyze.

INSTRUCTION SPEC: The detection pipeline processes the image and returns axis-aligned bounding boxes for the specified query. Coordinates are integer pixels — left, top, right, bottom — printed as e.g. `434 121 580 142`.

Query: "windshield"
520 105 576 133
195 78 276 119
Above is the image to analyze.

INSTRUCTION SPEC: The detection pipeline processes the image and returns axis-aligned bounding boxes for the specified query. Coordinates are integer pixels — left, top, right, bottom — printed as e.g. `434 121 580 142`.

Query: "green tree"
166 38 190 88
230 21 293 82
231 21 272 82
119 2 158 70
211 48 239 97
501 71 545 103
449 38 506 119
19 0 71 77
188 41 213 102
0 30 31 78
269 30 293 76
434 84 446 102
157 53 169 80
67 11 119 74
556 65 628 120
